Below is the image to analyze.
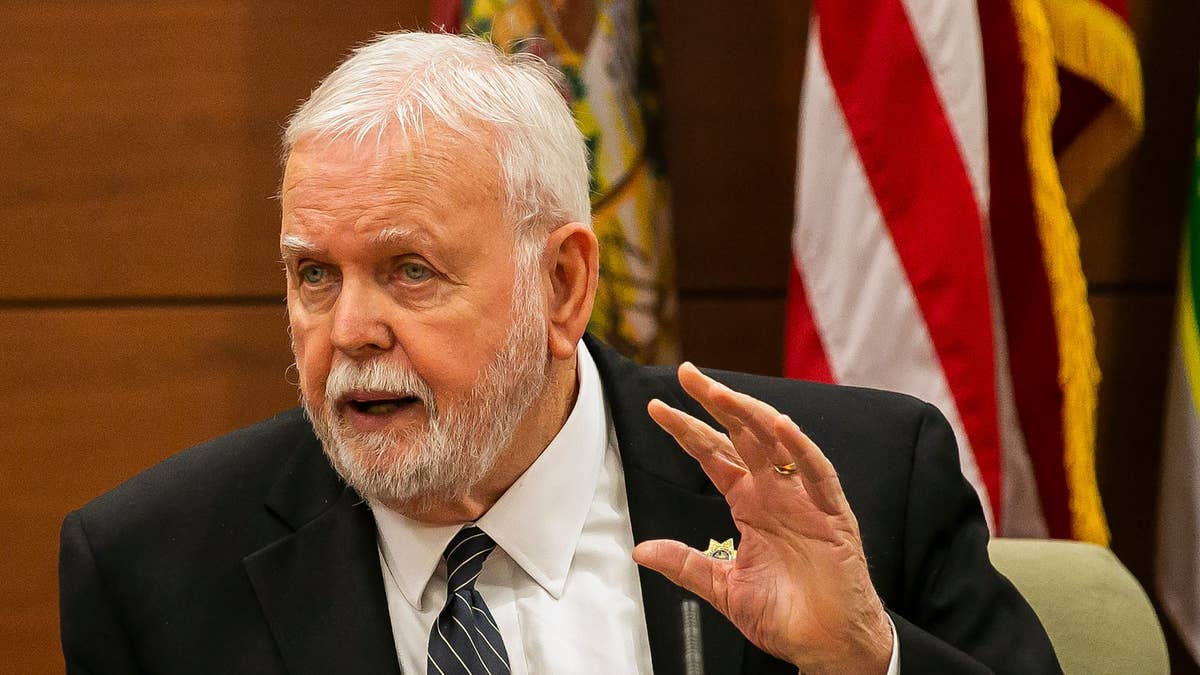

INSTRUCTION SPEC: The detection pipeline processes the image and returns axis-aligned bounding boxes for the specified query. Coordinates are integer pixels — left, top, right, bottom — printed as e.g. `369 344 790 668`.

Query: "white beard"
301 274 549 505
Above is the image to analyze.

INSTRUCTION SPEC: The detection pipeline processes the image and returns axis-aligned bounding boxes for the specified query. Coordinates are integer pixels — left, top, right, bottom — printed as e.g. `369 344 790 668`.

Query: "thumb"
633 539 725 612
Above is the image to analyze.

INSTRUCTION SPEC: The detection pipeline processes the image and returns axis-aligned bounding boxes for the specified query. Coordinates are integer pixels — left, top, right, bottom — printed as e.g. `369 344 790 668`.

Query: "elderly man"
60 31 1060 674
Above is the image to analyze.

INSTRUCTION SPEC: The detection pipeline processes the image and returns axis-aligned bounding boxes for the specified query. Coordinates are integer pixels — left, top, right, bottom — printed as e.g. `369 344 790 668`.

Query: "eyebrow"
372 226 435 249
278 226 440 262
279 234 324 260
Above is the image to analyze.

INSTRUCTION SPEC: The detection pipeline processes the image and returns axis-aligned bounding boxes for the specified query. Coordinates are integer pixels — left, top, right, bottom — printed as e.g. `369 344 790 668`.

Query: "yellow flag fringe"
1043 0 1145 207
1011 0 1110 545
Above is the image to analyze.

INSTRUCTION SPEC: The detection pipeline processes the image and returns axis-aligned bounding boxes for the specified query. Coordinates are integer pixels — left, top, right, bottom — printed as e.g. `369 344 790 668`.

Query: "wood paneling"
1 304 299 674
659 0 810 293
1 2 429 671
679 297 786 376
1 1 425 301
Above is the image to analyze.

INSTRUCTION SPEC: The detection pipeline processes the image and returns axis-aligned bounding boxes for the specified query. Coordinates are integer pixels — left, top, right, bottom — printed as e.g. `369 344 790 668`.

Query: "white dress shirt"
371 342 899 674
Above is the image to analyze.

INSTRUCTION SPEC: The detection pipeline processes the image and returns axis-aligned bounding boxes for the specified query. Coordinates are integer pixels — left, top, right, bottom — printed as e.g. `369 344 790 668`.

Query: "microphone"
680 598 705 675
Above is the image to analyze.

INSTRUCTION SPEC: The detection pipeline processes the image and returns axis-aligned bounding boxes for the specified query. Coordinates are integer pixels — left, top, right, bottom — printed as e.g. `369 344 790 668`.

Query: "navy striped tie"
427 526 510 675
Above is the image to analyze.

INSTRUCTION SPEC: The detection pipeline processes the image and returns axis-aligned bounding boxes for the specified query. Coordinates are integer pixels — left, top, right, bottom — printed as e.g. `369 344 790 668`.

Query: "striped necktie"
427 526 510 675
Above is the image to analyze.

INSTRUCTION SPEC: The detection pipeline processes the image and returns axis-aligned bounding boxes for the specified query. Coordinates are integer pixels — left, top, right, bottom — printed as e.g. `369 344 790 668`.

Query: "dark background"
3 1 1198 672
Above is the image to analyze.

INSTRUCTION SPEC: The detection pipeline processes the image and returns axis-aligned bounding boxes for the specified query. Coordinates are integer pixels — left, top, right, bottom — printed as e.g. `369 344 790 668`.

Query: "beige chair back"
988 538 1169 674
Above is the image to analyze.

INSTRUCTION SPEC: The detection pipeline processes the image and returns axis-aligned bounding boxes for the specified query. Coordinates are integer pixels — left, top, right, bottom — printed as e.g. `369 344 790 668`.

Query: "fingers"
674 362 852 517
647 399 747 493
676 362 795 472
632 540 726 613
775 415 850 516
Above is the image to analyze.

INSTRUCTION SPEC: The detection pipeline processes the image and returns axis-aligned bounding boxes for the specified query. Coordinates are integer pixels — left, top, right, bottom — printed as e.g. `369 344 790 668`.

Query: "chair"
988 538 1169 674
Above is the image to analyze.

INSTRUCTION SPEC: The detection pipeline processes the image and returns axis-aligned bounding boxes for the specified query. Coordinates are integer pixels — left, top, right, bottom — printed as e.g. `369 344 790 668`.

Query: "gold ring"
773 462 799 476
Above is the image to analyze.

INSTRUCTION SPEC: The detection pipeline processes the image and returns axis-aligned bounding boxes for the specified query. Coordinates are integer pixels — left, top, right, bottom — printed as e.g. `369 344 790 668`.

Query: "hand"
632 363 893 675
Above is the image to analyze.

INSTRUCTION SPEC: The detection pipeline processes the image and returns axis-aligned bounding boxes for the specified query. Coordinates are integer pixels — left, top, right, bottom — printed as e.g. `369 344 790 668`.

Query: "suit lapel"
243 431 402 675
587 335 748 675
623 465 749 675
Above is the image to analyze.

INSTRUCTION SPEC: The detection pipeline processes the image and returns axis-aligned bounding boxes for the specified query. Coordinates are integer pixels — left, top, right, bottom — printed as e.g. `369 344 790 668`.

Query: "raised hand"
632 363 893 675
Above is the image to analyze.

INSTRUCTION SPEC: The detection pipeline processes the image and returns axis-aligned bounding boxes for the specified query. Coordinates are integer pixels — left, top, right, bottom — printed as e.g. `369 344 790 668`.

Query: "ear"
542 222 599 360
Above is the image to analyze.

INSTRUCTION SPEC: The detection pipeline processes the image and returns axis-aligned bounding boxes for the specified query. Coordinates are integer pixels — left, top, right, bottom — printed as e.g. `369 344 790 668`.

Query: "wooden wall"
665 1 806 377
4 1 1198 673
1 3 429 673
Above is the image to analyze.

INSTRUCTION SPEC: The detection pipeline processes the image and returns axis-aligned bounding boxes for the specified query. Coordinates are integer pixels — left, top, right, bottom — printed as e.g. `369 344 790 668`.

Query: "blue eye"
300 266 326 284
399 262 432 282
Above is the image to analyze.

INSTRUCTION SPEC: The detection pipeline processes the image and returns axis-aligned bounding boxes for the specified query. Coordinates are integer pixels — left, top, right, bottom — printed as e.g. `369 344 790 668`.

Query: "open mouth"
340 393 422 416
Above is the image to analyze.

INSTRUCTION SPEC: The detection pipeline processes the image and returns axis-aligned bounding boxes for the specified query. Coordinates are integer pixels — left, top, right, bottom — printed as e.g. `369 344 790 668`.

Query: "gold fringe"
1011 0 1110 545
1043 0 1145 207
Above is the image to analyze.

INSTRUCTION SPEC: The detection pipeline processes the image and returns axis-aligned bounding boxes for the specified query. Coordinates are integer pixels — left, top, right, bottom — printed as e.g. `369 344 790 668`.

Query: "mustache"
323 359 438 418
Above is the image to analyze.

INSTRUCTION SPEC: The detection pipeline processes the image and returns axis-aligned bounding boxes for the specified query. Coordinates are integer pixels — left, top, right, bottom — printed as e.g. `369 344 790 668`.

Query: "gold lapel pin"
702 538 737 561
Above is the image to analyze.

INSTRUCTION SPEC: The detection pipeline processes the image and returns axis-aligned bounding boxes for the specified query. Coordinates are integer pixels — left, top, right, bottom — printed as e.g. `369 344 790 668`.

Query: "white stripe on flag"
794 24 993 529
994 310 1050 537
903 0 1047 535
900 0 990 211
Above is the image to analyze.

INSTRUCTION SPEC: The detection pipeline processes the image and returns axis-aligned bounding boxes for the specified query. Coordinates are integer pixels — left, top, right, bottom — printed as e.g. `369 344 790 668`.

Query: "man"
60 31 1060 674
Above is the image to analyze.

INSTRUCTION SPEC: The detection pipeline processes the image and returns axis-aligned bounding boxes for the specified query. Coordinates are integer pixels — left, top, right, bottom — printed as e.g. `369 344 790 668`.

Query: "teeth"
363 401 401 415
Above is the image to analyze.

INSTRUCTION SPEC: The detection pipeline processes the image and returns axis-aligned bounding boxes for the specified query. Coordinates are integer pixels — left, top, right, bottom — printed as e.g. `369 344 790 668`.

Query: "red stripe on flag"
814 0 1002 519
978 0 1073 537
785 261 836 383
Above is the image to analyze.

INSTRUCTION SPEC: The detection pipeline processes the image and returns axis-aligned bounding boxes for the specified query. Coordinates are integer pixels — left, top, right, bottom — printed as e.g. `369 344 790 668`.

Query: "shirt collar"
371 340 608 609
371 504 459 611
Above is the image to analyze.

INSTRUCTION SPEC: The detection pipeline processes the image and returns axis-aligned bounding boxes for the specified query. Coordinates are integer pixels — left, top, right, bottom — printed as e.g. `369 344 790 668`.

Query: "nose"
329 276 395 358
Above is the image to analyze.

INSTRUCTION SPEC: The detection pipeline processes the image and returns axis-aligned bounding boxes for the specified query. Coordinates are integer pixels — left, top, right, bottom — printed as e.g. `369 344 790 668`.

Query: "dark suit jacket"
60 336 1061 674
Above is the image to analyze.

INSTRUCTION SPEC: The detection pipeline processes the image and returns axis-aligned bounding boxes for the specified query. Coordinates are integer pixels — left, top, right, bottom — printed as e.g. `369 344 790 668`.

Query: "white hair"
283 30 591 261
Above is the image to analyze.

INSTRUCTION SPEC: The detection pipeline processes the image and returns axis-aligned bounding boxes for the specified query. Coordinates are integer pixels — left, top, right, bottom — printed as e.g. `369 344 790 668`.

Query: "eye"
398 261 433 283
299 265 327 285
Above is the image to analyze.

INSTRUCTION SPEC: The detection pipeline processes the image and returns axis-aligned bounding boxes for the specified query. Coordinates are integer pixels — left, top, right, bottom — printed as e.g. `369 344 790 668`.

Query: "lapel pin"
702 538 737 561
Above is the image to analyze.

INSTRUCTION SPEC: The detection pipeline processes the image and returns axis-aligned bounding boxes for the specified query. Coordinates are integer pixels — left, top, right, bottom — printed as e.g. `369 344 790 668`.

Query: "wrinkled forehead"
277 125 514 263
281 123 501 197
